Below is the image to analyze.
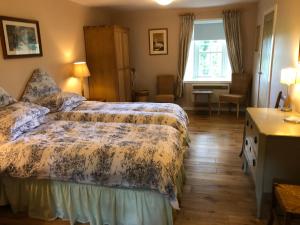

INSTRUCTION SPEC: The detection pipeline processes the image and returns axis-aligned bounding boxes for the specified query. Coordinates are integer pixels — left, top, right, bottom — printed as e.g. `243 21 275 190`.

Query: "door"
257 11 276 107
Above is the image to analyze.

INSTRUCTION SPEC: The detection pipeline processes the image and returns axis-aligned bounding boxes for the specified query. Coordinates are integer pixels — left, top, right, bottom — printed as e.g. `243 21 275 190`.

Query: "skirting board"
182 106 246 112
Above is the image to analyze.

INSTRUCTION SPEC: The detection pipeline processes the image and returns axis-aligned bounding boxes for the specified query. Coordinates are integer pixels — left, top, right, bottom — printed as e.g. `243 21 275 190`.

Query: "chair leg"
267 209 275 225
283 213 292 225
237 103 240 119
268 182 278 225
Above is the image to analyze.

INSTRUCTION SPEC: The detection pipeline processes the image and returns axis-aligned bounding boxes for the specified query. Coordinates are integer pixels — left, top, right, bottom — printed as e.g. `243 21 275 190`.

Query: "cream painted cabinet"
243 108 300 218
84 25 132 102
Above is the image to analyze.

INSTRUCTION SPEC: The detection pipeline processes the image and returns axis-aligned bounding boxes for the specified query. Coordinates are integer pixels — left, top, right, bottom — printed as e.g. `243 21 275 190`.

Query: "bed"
0 98 187 225
20 69 189 142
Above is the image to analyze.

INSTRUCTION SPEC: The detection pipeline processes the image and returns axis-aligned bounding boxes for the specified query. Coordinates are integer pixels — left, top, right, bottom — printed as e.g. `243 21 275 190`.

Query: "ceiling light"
155 0 174 6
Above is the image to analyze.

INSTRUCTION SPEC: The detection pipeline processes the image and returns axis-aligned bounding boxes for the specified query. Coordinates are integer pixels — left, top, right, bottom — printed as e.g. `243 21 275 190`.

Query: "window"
184 20 231 82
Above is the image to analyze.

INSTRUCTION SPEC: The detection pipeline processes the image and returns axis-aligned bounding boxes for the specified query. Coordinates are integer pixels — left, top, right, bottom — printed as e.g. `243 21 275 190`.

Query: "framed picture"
149 28 168 55
255 25 261 52
0 16 43 59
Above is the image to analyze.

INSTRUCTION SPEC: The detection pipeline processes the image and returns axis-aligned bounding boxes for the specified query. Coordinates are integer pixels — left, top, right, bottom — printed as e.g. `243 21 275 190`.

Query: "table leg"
208 94 211 117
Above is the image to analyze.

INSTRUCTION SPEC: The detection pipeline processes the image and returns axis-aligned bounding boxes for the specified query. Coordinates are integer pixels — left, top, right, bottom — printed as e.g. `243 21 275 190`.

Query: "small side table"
192 90 213 116
134 90 150 102
88 98 106 102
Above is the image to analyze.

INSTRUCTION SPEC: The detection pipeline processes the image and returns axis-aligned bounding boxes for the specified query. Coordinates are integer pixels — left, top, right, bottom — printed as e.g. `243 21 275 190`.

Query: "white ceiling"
70 0 258 9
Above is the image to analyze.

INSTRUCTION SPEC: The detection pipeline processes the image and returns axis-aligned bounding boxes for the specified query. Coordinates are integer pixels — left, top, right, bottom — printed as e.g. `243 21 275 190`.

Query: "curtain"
176 13 195 98
223 10 244 74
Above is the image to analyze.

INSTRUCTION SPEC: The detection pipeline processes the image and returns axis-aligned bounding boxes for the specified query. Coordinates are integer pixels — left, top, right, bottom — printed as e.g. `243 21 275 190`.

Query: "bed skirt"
0 168 185 225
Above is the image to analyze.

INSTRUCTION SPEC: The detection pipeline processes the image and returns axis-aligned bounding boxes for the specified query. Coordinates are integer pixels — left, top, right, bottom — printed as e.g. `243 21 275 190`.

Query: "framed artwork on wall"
0 16 43 59
148 28 168 55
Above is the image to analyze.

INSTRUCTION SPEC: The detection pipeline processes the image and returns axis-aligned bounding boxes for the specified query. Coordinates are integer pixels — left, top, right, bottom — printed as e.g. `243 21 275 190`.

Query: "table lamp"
280 67 297 112
73 62 90 96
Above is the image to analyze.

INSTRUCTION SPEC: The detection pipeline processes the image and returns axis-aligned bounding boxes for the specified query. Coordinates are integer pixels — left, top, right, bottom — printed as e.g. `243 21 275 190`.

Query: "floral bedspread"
71 101 189 125
0 120 187 208
54 110 188 143
56 101 189 142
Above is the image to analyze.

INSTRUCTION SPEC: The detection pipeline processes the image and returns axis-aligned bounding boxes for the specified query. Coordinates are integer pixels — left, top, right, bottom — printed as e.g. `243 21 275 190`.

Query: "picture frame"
148 28 168 55
0 16 43 59
255 25 261 52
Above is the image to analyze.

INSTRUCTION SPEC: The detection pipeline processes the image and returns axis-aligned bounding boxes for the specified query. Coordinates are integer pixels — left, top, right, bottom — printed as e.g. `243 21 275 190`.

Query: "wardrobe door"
85 27 118 101
114 27 132 102
121 31 132 102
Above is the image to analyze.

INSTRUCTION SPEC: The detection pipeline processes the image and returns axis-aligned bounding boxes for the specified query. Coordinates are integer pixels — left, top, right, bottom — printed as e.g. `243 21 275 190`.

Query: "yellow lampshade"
155 0 173 5
73 62 90 78
280 67 297 86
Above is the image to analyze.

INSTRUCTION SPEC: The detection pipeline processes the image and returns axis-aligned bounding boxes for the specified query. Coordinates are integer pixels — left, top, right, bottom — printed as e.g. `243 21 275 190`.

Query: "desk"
242 108 300 218
192 90 213 116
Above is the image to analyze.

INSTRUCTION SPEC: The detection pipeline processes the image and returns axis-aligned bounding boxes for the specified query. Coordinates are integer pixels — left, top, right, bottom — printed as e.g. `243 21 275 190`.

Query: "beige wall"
112 3 258 107
0 0 111 99
252 0 300 111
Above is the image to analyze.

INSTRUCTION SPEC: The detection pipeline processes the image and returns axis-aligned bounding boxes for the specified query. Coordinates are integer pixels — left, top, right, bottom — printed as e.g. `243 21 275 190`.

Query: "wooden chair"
218 73 251 119
268 180 300 225
155 75 175 103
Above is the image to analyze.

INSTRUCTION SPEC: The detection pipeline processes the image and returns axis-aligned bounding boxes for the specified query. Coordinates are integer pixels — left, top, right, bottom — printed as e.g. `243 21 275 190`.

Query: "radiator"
192 83 230 103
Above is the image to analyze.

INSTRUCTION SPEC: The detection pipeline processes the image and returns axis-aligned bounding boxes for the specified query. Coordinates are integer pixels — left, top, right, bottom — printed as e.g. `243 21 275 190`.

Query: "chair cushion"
155 94 175 103
219 94 245 104
275 184 300 214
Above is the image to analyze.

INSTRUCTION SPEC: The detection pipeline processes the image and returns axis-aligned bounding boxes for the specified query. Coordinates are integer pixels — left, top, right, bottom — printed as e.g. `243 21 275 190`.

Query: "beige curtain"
223 10 244 74
176 13 195 98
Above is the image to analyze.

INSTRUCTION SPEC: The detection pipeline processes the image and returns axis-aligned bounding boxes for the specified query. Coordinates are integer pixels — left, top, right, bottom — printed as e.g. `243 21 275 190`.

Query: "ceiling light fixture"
155 0 174 6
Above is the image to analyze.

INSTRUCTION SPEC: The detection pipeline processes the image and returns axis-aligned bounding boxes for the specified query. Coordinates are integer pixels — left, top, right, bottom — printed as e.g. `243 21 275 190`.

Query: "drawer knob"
254 136 258 144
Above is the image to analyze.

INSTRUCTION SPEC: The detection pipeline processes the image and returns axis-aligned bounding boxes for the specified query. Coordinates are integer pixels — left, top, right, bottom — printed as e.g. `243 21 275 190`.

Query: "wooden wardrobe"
84 25 132 102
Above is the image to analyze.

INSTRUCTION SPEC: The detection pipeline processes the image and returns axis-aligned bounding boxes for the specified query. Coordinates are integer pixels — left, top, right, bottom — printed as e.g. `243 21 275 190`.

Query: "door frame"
257 4 278 107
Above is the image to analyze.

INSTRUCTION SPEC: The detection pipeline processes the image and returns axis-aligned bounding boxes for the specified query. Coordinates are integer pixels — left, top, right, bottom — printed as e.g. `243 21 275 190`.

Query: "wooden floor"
0 112 267 225
175 111 265 225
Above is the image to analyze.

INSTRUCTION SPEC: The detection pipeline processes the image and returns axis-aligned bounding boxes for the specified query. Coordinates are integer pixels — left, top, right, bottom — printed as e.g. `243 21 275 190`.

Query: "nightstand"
88 98 106 102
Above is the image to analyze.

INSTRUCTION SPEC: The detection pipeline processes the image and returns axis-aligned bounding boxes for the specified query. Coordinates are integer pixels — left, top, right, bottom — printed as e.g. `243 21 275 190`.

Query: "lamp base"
281 107 292 112
80 77 85 97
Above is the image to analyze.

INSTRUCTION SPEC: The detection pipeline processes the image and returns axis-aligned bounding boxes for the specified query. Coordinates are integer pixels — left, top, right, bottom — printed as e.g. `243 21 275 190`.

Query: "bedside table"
88 98 106 102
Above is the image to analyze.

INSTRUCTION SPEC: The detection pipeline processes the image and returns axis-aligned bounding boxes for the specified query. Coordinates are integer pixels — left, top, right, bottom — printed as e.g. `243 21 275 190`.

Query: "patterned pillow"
0 87 16 107
0 102 49 142
35 92 86 112
21 68 61 102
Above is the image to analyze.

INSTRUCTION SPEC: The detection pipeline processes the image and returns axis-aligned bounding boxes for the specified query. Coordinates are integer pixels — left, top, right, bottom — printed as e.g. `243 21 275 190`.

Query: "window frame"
184 19 232 84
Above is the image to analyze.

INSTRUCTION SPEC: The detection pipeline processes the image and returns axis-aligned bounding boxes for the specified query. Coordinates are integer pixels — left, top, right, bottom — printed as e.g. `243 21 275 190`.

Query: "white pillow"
34 92 86 112
21 68 61 102
0 87 16 107
0 102 49 142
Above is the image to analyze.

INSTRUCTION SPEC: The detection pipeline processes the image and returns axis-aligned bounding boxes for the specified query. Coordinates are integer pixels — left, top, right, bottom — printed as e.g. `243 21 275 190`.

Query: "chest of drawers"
243 108 300 217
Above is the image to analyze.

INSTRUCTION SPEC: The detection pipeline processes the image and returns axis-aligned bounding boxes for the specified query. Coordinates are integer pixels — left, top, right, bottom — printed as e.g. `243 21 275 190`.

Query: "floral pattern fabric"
54 110 188 143
0 87 16 107
34 92 86 112
0 120 187 208
0 102 49 142
21 69 61 103
75 101 189 125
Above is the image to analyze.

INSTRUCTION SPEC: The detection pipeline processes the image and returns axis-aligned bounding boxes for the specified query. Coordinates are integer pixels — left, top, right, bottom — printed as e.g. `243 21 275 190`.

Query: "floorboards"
174 111 264 225
0 111 269 224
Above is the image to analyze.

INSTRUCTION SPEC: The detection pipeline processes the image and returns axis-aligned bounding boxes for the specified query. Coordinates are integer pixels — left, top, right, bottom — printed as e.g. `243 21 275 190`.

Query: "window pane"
184 20 232 82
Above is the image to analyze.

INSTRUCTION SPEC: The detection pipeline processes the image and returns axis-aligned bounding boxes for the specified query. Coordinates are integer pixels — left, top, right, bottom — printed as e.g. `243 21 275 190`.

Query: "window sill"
183 80 231 85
